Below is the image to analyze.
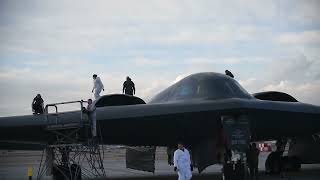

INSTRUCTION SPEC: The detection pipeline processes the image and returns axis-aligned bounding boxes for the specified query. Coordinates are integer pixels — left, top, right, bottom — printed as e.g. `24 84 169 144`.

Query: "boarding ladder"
37 100 106 180
44 100 90 144
45 100 87 124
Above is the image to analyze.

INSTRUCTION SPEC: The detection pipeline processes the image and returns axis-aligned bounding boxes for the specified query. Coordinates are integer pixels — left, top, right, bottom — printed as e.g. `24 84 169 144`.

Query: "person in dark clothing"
225 70 234 78
123 76 135 95
246 143 260 180
224 148 232 163
32 94 44 114
167 147 174 165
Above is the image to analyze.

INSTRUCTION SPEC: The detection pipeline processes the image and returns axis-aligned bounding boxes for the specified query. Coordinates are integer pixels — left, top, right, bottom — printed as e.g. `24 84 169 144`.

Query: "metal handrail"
45 100 87 124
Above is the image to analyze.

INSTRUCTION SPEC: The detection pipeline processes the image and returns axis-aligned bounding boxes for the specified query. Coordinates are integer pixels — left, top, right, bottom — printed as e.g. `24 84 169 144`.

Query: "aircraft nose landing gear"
265 153 301 174
265 151 283 174
265 138 301 174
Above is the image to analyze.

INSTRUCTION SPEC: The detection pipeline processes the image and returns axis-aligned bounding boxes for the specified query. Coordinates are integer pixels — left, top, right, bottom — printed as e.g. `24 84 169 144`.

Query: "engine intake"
94 94 146 107
253 91 298 102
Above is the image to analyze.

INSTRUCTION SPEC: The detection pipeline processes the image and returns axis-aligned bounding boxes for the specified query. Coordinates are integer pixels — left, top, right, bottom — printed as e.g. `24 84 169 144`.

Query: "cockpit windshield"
150 73 252 103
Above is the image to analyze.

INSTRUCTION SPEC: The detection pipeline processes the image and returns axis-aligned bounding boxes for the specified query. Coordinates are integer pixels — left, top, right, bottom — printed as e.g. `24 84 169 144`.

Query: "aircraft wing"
1 98 319 147
1 97 320 173
98 98 320 144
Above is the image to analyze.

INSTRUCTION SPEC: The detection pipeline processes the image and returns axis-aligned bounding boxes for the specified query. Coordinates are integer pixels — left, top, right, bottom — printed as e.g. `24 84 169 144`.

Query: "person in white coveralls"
174 142 193 180
85 99 97 137
92 74 104 99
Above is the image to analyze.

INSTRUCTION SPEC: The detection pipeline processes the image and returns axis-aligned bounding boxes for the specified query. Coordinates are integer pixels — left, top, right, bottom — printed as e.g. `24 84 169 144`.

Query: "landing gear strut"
265 138 301 174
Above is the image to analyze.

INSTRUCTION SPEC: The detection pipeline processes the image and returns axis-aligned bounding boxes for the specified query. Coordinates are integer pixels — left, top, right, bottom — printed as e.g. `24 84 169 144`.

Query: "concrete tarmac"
1 146 320 180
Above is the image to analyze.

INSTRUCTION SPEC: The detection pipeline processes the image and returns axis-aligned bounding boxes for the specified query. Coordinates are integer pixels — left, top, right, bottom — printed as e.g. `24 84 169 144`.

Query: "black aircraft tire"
265 152 281 174
272 160 281 174
282 156 301 171
291 156 301 171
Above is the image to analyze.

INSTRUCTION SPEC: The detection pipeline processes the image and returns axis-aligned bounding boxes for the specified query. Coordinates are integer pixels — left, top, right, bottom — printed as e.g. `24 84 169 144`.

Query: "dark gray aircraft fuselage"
0 72 319 148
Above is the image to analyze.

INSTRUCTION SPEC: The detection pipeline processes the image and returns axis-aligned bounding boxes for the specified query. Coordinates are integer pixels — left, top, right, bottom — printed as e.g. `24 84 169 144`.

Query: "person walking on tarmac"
246 143 260 180
174 142 193 180
32 94 44 114
92 74 104 99
123 76 135 95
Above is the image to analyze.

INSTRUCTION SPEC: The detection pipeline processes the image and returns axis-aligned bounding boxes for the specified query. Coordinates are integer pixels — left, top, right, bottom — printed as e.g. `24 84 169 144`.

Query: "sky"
0 0 319 117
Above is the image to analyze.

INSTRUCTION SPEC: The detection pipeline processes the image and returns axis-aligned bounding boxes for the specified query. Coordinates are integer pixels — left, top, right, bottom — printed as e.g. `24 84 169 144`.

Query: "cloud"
0 0 281 55
262 80 320 104
266 54 320 82
22 58 90 67
0 67 32 79
150 25 272 45
185 57 268 65
1 0 320 116
275 31 320 45
137 78 172 102
172 73 191 84
133 57 167 66
283 0 320 25
236 53 320 104
238 78 258 93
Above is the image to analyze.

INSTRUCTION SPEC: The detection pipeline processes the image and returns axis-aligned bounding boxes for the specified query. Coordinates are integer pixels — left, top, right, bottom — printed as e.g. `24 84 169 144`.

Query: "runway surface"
0 146 320 180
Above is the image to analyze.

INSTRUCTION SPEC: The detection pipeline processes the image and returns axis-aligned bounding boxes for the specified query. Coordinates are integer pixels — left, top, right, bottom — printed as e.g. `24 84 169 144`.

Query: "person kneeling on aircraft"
32 94 44 114
225 69 234 78
174 141 193 180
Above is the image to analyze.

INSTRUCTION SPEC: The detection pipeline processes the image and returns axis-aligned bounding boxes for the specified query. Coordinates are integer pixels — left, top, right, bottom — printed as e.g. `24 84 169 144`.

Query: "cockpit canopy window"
150 73 252 103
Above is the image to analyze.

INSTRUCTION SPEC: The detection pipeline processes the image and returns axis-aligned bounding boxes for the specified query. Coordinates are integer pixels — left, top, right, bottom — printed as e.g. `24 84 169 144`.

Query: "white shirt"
174 148 191 170
87 103 97 136
93 77 104 90
86 103 96 119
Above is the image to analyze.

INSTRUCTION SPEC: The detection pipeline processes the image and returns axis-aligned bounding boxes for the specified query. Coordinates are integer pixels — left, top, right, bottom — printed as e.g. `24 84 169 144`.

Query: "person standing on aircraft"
32 94 44 114
92 74 104 99
123 76 135 95
85 99 97 138
246 143 260 180
174 142 193 180
225 70 234 78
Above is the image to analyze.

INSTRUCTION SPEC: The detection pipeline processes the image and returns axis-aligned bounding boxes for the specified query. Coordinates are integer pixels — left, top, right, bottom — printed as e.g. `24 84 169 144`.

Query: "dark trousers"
248 165 259 180
125 91 133 95
33 104 43 114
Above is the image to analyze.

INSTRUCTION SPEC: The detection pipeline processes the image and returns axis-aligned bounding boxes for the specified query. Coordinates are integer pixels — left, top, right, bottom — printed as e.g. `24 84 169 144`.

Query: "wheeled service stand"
36 100 106 180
